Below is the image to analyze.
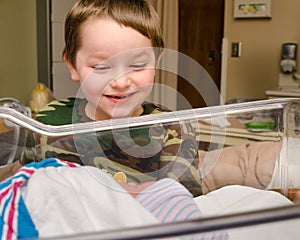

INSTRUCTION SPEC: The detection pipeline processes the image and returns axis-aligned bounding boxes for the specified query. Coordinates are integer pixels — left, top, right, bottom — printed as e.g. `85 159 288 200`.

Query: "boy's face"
65 18 157 120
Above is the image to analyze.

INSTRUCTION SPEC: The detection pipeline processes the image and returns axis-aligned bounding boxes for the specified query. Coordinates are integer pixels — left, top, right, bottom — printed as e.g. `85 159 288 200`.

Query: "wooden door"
177 0 224 109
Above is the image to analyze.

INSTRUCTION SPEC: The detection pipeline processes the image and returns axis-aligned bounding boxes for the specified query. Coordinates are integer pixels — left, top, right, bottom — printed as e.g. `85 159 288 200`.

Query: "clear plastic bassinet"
1 97 300 239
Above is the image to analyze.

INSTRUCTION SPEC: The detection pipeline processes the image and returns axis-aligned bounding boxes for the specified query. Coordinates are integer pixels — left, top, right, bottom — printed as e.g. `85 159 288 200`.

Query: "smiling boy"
29 0 202 197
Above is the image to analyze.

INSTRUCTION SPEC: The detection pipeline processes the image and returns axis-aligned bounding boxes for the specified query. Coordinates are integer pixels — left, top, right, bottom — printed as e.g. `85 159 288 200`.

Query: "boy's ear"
63 54 80 82
156 50 164 68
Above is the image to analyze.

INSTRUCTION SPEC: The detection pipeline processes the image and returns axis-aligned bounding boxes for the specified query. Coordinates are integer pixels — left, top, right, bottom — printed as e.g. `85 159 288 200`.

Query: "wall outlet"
231 42 242 57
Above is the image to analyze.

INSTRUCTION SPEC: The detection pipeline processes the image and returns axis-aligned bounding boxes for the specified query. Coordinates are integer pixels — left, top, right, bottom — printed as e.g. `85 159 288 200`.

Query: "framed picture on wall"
234 0 272 19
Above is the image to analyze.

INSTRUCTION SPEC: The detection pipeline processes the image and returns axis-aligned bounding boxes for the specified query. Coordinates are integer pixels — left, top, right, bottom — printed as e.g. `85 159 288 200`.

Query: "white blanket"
21 166 159 238
194 185 300 240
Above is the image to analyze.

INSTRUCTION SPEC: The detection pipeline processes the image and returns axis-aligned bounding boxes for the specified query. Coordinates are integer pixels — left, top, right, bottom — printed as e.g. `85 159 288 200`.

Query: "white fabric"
194 185 293 216
194 185 300 240
268 137 300 190
280 137 300 189
21 166 159 238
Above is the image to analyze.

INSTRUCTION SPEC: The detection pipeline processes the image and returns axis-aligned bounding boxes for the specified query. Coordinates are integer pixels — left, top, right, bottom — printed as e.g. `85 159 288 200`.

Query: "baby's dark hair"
64 0 164 66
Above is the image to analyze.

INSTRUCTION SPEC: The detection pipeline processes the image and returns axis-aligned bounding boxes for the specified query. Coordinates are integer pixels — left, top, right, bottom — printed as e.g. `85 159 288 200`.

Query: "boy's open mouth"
105 93 134 100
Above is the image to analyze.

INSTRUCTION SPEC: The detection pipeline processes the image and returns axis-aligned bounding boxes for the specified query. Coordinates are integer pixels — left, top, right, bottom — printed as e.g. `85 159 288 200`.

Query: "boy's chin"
110 107 140 119
111 111 135 119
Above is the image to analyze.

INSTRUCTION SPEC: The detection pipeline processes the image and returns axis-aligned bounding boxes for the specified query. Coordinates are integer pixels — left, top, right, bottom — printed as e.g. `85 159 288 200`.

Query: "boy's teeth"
111 93 132 99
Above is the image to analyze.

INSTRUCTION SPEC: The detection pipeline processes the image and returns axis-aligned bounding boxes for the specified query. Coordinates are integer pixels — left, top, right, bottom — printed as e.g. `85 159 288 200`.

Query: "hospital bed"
1 97 300 239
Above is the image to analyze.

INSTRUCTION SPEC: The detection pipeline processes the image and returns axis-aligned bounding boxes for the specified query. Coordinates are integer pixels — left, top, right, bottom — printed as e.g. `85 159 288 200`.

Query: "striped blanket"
0 158 79 240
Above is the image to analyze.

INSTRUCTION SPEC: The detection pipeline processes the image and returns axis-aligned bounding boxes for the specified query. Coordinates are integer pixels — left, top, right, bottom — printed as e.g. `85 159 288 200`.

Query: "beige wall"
224 0 300 101
0 0 37 105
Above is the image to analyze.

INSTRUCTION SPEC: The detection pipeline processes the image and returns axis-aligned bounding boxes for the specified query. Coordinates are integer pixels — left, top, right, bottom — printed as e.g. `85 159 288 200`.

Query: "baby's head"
63 0 164 67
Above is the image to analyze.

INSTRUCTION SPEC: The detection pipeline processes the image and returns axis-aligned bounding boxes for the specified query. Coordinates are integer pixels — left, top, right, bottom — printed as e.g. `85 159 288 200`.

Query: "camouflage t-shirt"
23 98 202 196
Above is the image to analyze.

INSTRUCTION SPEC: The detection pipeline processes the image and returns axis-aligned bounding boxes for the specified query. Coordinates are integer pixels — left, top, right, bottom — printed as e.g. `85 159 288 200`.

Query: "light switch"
231 42 242 57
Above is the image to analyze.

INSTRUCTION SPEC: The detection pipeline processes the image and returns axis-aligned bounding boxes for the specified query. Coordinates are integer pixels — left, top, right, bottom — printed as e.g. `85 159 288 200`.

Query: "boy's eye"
130 63 147 70
93 65 110 72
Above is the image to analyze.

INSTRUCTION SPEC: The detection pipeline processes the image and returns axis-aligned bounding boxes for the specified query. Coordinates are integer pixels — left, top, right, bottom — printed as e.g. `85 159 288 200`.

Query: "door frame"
36 0 52 89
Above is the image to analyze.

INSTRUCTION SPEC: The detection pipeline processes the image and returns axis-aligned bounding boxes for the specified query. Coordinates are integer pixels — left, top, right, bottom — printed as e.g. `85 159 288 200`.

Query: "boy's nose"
109 74 131 89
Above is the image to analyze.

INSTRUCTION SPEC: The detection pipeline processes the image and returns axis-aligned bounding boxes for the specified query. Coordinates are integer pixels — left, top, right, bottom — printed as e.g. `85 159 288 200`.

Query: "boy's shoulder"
142 102 170 115
35 97 84 126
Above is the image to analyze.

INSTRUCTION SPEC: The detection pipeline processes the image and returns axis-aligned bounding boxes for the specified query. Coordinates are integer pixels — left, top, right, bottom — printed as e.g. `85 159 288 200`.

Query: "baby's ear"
63 54 80 82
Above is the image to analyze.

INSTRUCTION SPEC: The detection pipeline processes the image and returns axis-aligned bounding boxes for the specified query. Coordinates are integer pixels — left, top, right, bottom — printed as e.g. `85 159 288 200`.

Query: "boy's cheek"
81 83 107 97
80 72 112 92
135 69 156 84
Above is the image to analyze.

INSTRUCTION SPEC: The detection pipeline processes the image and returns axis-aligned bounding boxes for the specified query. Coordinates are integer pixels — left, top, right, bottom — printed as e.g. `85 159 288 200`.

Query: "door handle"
208 50 215 65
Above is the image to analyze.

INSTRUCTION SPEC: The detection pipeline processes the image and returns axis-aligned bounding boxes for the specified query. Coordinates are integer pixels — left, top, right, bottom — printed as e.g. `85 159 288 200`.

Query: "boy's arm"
200 141 282 194
157 120 281 197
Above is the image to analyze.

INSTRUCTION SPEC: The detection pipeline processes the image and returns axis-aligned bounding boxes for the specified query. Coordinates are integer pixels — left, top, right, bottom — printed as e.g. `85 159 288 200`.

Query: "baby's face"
69 18 156 120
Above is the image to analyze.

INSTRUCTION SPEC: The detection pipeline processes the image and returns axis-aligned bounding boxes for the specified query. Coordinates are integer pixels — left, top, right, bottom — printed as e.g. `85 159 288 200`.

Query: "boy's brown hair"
63 0 165 66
